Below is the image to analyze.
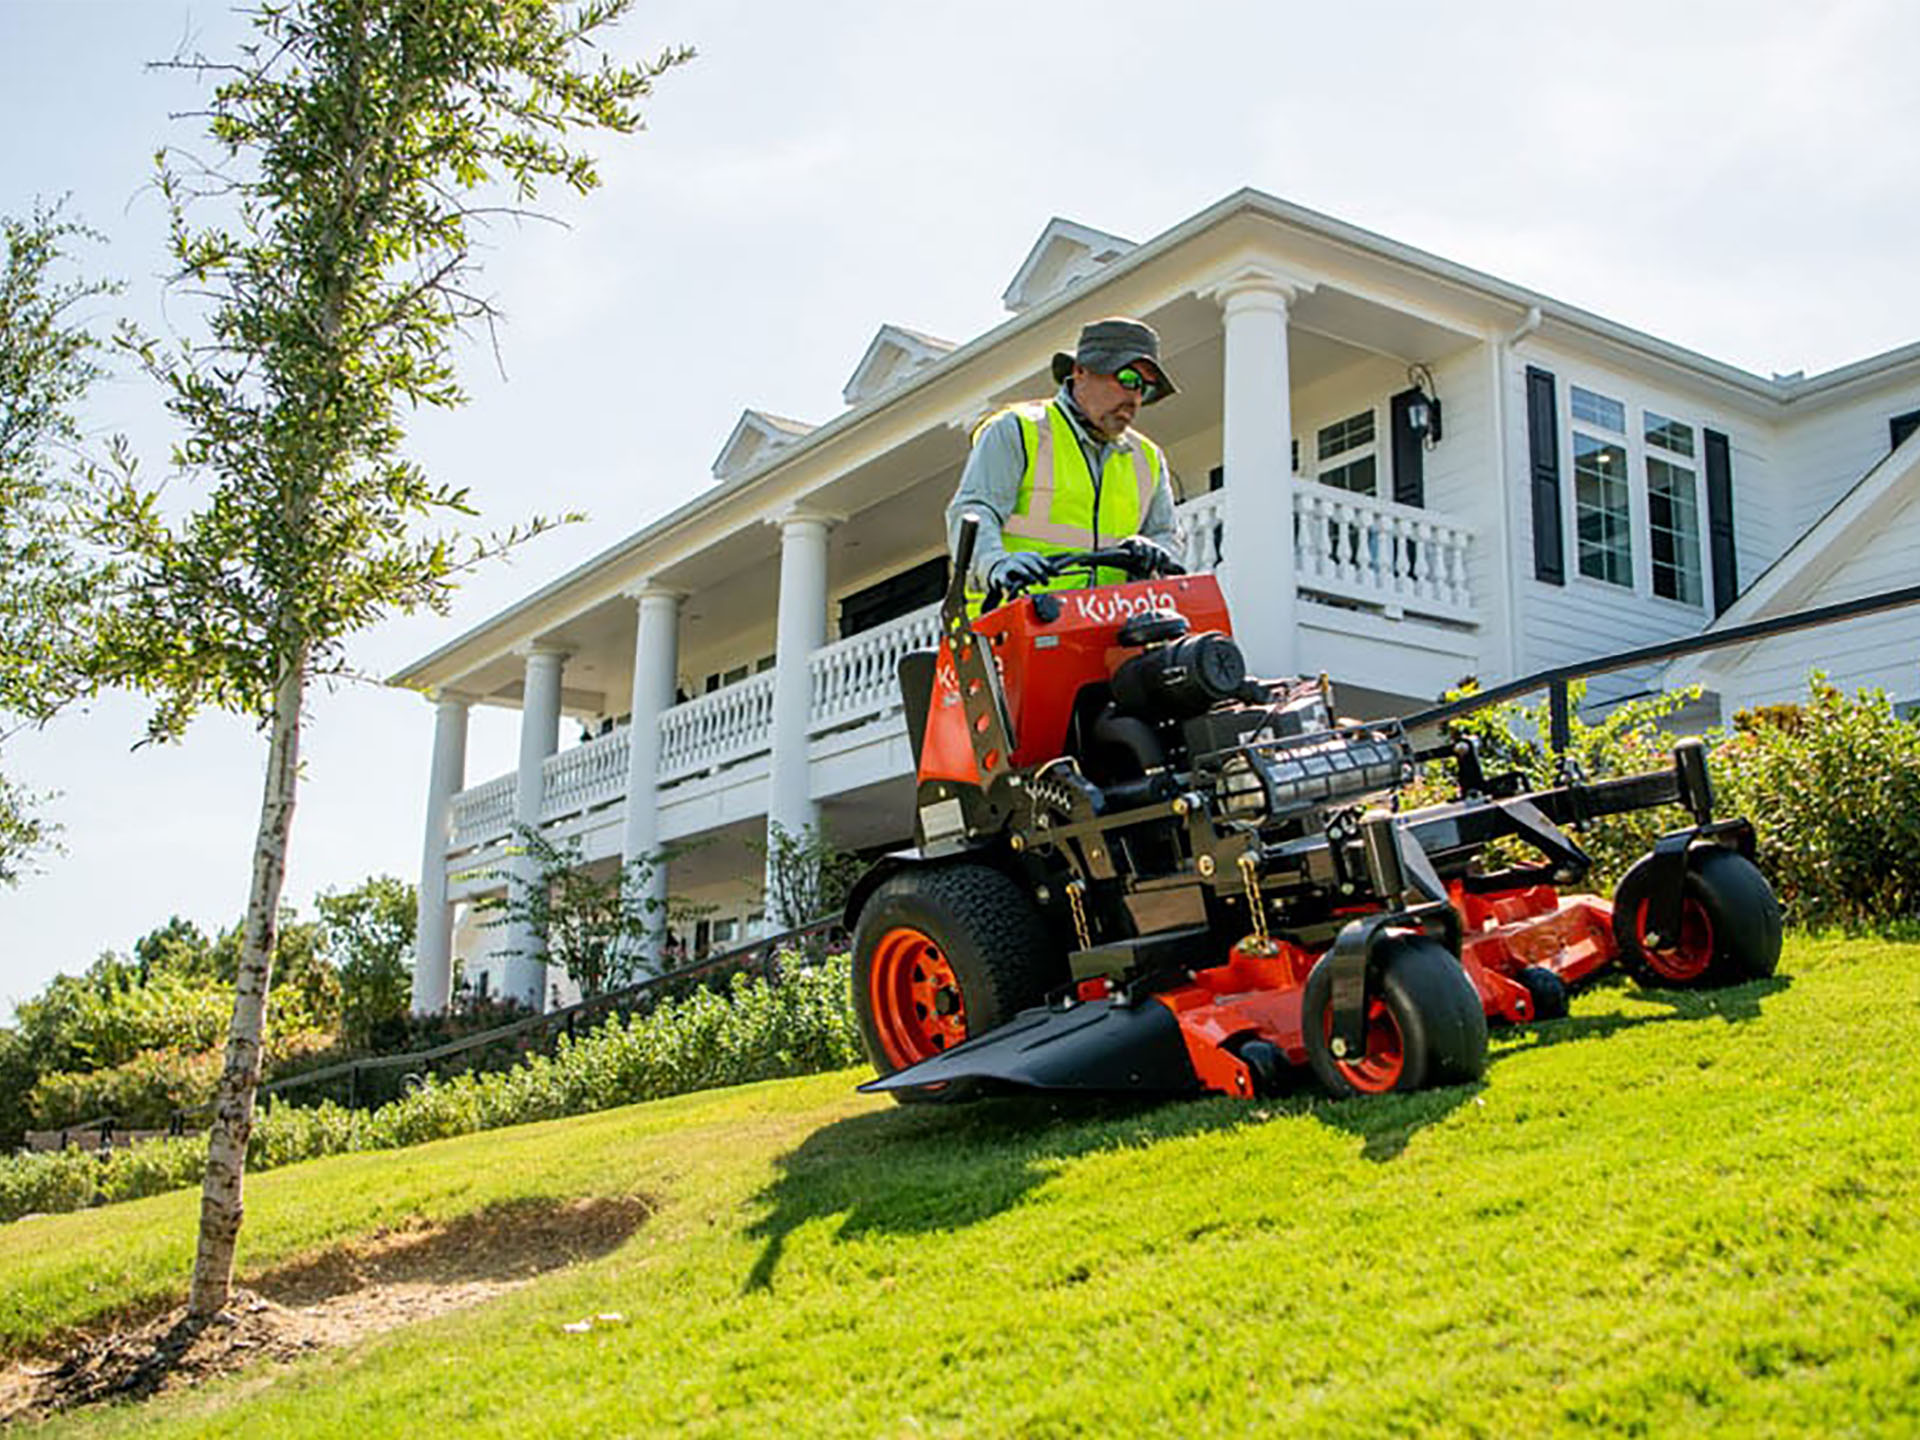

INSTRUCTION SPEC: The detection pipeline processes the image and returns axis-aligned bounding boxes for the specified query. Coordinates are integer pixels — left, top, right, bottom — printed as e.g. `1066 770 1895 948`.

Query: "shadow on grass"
742 1091 1276 1291
745 973 1794 1282
1495 972 1792 1060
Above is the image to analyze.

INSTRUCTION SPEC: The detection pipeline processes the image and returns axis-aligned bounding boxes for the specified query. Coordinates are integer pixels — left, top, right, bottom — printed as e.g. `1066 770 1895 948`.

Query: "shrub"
11 974 233 1074
1714 679 1920 928
28 1046 223 1129
0 953 863 1224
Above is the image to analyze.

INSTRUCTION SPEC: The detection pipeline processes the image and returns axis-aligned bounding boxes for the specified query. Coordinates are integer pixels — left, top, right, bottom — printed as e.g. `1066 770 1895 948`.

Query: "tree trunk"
187 648 307 1321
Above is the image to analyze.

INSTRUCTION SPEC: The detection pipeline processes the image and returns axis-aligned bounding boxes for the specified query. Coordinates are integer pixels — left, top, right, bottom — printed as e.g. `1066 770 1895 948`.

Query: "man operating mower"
946 316 1186 609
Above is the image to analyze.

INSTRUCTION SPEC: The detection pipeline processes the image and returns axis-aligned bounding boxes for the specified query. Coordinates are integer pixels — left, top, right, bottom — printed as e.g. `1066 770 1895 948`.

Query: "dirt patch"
0 1193 652 1423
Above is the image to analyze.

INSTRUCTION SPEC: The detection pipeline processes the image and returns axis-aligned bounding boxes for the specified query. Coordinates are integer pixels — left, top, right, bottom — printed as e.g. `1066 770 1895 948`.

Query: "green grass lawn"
6 934 1918 1438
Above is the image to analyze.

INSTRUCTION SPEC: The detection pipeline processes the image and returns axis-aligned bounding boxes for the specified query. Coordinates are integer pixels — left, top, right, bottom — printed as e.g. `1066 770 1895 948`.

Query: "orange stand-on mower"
846 517 1782 1102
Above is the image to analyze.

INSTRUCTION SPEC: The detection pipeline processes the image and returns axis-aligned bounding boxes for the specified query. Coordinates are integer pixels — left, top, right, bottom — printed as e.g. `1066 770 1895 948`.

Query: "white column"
621 584 682 967
1218 270 1302 677
505 644 567 1009
410 690 470 1014
764 509 835 911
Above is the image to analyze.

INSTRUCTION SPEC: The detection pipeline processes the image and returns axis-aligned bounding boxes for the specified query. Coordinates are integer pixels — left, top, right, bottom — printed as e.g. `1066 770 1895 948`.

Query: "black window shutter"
1703 428 1738 616
1890 408 1920 451
1389 387 1426 508
1525 366 1564 585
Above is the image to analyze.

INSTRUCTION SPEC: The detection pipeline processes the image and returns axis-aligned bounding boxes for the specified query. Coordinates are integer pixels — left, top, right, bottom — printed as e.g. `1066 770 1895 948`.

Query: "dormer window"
711 409 816 482
1001 218 1137 313
842 325 955 407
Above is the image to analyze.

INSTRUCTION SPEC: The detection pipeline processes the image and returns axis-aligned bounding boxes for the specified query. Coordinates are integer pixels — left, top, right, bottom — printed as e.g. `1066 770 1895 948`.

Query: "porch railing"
450 774 515 852
809 601 943 735
541 724 631 824
658 667 777 782
1294 484 1475 620
1172 484 1473 620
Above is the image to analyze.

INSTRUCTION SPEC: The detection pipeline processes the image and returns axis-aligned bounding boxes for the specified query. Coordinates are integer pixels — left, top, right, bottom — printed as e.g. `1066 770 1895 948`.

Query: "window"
1571 387 1632 587
1645 412 1703 605
1316 409 1377 495
1571 386 1626 432
704 661 756 694
1563 385 1715 607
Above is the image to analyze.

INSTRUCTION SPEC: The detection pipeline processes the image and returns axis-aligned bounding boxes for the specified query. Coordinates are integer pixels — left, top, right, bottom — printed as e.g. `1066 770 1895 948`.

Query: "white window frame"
1561 382 1713 612
1644 411 1705 607
1569 385 1633 589
1313 407 1379 496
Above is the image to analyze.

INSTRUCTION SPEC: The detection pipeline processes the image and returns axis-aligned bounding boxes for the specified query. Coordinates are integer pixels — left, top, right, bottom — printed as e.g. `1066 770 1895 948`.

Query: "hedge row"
0 957 862 1225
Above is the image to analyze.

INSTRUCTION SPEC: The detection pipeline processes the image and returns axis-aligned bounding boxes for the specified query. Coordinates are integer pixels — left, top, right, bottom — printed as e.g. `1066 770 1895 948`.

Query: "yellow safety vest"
966 400 1166 613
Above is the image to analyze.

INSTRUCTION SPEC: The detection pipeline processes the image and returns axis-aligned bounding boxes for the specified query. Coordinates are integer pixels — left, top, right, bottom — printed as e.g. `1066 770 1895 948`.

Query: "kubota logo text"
1069 587 1180 625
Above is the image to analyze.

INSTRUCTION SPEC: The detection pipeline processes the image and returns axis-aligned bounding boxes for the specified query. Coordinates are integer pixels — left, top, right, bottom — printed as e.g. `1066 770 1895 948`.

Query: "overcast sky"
3 0 1917 1017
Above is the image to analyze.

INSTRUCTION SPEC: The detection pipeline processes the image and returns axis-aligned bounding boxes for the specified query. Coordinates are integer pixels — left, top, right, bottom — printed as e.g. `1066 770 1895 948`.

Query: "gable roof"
1669 431 1920 682
1000 217 1136 313
710 408 817 482
842 323 956 406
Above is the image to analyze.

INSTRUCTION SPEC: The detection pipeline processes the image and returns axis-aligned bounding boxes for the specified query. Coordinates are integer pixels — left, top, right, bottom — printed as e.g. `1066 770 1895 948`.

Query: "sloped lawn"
4 934 1917 1437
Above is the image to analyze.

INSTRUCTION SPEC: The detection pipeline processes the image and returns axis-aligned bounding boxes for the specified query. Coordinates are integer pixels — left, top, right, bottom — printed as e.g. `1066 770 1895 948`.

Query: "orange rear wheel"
867 926 970 1068
849 864 1063 1102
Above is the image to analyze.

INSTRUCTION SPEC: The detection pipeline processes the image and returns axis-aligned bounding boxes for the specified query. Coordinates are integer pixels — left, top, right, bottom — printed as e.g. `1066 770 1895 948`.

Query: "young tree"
84 0 688 1321
0 200 118 882
480 827 702 997
757 821 863 934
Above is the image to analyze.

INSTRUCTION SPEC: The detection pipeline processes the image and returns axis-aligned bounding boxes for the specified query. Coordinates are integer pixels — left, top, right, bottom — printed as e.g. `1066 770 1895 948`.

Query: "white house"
391 188 1920 1012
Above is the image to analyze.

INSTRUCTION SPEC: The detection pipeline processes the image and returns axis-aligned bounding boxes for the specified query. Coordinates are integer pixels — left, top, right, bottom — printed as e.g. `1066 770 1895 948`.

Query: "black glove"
1117 534 1186 576
988 551 1053 591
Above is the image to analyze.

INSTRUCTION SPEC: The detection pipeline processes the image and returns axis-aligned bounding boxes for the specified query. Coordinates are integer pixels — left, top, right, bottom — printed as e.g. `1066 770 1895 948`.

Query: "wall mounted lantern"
1405 362 1443 447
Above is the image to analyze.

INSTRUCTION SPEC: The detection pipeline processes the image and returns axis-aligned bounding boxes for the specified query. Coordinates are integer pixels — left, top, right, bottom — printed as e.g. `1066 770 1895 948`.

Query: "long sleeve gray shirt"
945 384 1182 589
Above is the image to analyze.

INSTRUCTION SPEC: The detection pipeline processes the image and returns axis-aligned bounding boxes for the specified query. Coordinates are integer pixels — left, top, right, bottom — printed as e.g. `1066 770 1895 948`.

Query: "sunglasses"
1112 366 1155 394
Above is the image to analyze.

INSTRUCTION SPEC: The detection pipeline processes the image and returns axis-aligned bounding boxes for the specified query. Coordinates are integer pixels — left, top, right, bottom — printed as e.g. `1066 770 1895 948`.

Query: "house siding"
1504 339 1778 707
1775 375 1920 540
1711 482 1920 713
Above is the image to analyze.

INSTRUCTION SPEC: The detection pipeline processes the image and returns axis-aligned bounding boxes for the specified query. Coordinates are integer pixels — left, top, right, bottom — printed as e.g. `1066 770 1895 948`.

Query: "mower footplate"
859 995 1203 1097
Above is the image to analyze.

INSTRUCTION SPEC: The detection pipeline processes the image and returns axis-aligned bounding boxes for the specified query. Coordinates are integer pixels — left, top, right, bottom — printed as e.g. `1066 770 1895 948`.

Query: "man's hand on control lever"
1117 534 1185 576
988 551 1053 591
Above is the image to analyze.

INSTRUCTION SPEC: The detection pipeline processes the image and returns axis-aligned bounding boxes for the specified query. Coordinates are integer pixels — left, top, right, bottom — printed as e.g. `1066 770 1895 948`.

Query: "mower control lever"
980 544 1187 610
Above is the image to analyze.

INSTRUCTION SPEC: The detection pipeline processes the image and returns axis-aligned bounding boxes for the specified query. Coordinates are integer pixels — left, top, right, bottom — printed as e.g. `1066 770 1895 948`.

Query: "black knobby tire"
850 863 1061 1100
1612 845 1783 991
1300 935 1489 1098
1517 965 1571 1022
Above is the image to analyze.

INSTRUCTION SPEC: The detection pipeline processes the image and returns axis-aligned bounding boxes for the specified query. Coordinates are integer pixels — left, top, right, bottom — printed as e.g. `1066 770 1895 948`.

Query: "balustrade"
1175 489 1226 571
1288 482 1474 619
809 602 943 734
658 667 777 782
540 725 632 823
449 774 515 852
